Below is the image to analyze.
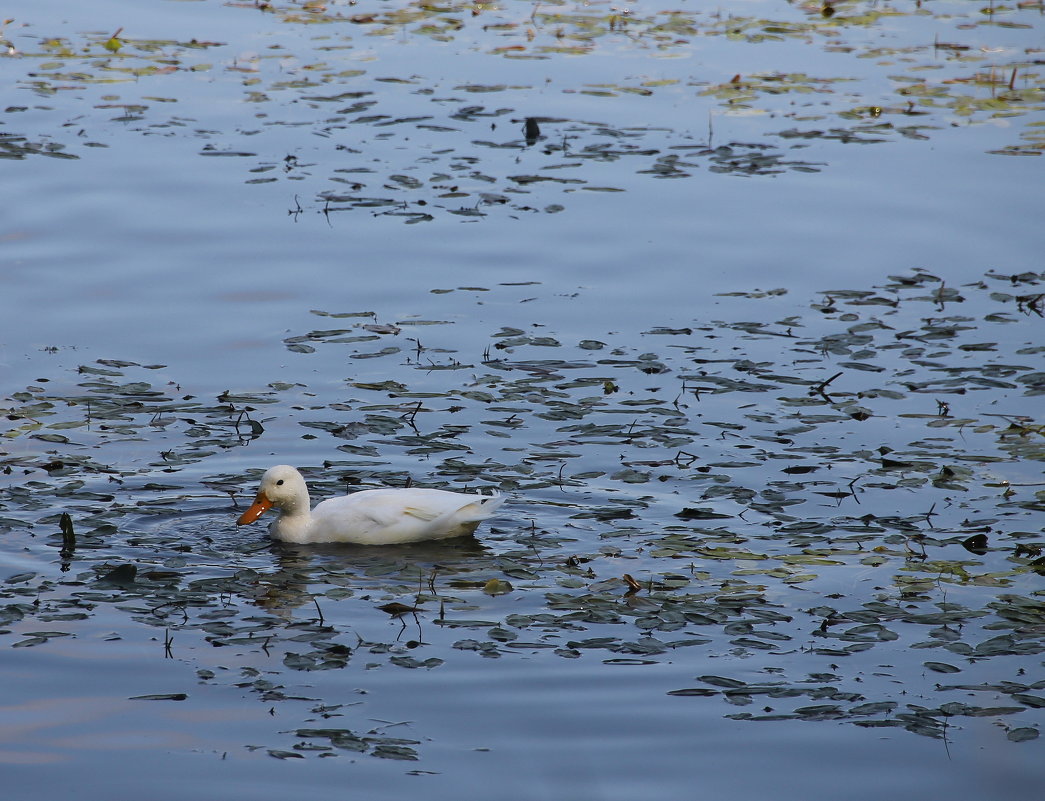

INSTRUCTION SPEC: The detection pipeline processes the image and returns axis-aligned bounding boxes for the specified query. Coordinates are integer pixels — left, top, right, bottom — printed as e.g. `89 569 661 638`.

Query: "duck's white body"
237 465 504 545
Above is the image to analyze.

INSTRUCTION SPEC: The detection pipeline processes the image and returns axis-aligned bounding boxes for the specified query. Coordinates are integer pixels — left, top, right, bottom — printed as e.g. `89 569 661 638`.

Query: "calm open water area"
1 0 1044 799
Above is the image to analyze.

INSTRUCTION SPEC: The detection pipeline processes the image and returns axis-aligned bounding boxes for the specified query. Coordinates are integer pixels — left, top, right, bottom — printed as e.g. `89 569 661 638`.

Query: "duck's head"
236 465 309 525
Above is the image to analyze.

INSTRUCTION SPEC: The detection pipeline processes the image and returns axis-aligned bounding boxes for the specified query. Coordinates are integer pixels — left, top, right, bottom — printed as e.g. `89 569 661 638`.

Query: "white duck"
236 464 505 545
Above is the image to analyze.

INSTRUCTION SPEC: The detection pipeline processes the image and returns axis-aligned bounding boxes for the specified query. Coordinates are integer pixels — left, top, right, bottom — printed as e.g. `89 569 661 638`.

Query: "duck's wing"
324 488 501 522
310 489 503 544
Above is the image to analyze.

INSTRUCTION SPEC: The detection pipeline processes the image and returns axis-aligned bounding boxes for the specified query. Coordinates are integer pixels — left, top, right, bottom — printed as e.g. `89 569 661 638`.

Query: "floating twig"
810 371 843 402
313 597 325 626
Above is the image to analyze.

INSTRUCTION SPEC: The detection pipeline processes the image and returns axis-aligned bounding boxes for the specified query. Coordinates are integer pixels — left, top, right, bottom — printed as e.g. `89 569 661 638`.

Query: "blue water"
2 0 1043 798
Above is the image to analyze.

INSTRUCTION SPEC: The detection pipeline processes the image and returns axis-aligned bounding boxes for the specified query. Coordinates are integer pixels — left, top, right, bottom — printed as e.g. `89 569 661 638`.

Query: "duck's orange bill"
237 493 273 526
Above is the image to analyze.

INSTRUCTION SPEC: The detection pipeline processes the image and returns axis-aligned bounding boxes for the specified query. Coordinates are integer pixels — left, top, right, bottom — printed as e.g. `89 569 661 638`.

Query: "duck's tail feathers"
462 491 506 519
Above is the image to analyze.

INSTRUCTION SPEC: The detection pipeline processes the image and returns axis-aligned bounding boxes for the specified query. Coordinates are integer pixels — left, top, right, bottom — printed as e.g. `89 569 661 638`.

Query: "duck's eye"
276 479 284 486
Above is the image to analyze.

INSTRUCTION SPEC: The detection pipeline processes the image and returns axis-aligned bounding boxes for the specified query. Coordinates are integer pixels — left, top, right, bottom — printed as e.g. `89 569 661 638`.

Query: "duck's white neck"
280 487 312 517
271 488 314 542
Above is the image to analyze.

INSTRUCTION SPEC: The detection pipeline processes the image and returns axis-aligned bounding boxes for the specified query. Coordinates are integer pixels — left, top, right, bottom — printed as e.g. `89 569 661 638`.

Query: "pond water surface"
2 1 1043 799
